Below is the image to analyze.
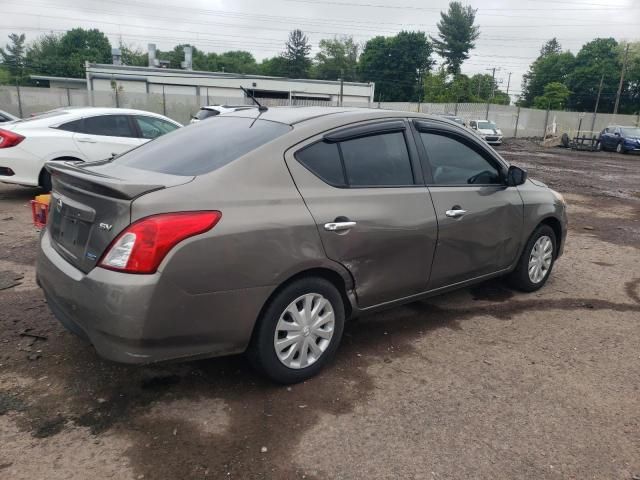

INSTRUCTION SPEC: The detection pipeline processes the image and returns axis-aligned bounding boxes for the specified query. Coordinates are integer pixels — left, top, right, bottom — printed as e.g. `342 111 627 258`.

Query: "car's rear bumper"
0 147 42 186
36 230 272 364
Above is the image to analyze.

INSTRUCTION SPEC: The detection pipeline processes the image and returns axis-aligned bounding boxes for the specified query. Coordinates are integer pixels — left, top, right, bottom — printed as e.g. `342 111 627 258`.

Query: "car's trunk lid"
46 161 193 273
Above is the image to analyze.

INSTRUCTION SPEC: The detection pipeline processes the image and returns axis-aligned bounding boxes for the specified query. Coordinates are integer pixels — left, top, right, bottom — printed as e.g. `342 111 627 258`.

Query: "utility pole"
485 67 499 120
613 44 630 116
590 73 604 133
505 72 512 105
339 69 344 107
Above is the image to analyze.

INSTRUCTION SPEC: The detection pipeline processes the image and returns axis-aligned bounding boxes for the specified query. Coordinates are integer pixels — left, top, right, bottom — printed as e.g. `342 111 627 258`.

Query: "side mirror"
614 132 620 137
507 165 527 186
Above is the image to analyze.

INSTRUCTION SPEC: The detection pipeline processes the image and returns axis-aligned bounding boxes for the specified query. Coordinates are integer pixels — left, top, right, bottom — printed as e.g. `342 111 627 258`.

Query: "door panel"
287 160 437 307
428 186 523 288
73 115 142 161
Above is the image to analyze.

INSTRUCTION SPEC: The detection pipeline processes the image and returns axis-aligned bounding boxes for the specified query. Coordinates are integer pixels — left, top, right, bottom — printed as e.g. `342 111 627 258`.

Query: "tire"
616 142 626 154
595 140 602 151
39 169 52 192
248 277 345 384
507 224 557 292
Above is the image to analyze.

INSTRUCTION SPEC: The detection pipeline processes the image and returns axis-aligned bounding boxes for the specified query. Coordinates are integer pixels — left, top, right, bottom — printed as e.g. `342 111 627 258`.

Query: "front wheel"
507 225 557 292
616 142 626 154
248 277 345 384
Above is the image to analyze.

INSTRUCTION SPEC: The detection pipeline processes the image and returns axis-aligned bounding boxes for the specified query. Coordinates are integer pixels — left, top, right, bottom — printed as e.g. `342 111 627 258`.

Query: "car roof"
225 106 459 126
10 107 180 129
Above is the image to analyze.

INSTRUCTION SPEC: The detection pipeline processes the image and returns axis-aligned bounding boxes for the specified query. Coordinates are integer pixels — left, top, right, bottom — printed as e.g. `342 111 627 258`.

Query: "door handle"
76 137 97 143
324 221 356 231
445 209 467 218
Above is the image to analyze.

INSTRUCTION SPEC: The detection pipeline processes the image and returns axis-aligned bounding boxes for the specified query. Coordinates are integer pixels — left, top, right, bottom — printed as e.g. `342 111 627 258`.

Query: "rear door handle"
324 221 356 231
445 209 467 218
76 137 97 143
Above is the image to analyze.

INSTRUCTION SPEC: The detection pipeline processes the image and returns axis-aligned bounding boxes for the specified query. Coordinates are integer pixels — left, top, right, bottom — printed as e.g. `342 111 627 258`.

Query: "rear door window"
134 116 180 139
113 116 291 176
58 119 84 132
340 132 414 186
83 115 136 137
296 141 345 186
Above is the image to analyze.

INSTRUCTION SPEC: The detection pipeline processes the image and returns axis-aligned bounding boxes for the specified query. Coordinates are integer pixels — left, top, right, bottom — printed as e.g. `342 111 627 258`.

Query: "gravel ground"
0 141 639 480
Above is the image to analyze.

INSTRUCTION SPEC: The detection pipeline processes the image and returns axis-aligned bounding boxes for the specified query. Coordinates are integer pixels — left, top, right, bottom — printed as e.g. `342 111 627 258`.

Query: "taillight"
0 128 25 149
98 211 221 274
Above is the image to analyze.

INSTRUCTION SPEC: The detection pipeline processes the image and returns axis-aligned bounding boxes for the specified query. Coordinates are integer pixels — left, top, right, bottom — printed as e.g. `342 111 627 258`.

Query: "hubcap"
528 235 553 284
274 293 335 369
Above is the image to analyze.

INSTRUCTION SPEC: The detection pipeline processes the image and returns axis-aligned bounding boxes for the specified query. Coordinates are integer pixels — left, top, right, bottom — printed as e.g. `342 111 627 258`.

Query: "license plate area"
49 195 96 261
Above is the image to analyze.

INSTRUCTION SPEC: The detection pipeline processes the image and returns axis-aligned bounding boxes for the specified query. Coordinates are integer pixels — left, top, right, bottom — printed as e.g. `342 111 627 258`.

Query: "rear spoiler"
46 161 165 200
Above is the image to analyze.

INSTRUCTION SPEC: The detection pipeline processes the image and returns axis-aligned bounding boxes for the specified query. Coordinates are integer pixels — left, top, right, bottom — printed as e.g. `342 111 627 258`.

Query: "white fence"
1 86 638 137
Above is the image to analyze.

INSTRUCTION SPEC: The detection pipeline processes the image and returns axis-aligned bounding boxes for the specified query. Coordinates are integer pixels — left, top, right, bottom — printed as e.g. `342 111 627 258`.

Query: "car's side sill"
354 267 513 317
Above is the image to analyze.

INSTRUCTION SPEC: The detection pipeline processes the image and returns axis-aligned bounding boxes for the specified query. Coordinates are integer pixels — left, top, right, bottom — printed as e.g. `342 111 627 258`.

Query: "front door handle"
445 209 467 218
324 221 357 232
76 137 97 143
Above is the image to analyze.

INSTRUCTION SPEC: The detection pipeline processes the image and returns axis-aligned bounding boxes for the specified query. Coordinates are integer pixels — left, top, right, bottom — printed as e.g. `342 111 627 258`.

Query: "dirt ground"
1 141 639 480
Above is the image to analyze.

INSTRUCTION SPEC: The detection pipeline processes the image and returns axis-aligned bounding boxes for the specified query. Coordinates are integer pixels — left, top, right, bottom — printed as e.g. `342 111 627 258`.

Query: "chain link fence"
1 85 638 137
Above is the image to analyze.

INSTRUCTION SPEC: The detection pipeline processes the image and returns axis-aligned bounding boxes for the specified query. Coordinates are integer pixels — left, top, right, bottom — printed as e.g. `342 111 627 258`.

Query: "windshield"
477 121 497 130
621 127 640 137
113 116 291 176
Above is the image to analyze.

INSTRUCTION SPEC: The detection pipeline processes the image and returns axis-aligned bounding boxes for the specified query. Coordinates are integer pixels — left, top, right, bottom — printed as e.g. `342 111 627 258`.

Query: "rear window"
194 109 219 120
112 116 291 176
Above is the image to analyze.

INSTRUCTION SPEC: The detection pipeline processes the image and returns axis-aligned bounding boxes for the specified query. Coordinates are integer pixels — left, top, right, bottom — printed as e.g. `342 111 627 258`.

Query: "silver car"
36 108 567 383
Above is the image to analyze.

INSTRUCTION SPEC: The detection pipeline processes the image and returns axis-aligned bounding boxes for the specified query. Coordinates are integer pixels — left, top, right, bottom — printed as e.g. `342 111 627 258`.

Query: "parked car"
440 114 466 127
469 119 503 145
598 125 640 154
0 109 19 123
0 107 182 191
36 107 567 384
190 104 257 124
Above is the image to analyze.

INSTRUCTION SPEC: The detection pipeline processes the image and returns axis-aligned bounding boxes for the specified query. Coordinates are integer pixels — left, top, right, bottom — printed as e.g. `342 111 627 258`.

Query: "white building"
85 63 375 105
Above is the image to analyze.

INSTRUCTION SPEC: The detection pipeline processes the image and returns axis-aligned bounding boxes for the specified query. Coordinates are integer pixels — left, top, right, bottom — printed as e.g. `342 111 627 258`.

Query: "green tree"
216 51 259 74
430 1 480 75
119 43 147 67
158 44 208 70
0 33 26 83
533 82 571 109
0 66 10 85
359 31 433 101
25 29 111 78
314 36 359 81
521 39 575 107
566 38 620 112
283 29 312 78
259 55 289 77
540 37 562 57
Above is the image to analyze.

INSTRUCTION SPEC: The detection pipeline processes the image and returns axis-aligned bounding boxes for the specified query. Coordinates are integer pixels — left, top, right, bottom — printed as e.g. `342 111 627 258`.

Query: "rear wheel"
248 277 345 384
39 169 52 192
507 225 557 292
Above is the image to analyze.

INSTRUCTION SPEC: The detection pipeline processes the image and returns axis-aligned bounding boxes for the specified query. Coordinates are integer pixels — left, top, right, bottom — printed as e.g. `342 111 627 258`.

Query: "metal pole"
505 72 512 105
114 84 119 108
514 106 521 138
591 73 604 133
454 102 458 116
162 85 166 116
339 70 344 107
541 101 550 144
15 82 23 118
66 88 71 107
613 44 629 116
485 67 496 120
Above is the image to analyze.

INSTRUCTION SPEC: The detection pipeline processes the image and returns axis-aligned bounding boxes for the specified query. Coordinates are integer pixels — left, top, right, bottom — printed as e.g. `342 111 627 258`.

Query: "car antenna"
240 86 268 112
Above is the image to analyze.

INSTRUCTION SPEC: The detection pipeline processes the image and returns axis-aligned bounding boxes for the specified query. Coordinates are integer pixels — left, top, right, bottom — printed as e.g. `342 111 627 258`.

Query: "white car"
0 107 181 190
469 120 503 145
190 104 256 123
0 109 19 123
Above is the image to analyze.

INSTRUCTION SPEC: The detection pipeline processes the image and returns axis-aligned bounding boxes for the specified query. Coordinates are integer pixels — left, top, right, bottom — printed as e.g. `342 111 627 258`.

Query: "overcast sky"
2 0 638 98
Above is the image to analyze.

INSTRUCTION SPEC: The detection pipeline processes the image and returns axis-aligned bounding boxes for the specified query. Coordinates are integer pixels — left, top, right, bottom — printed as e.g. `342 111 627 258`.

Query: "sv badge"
99 222 113 231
